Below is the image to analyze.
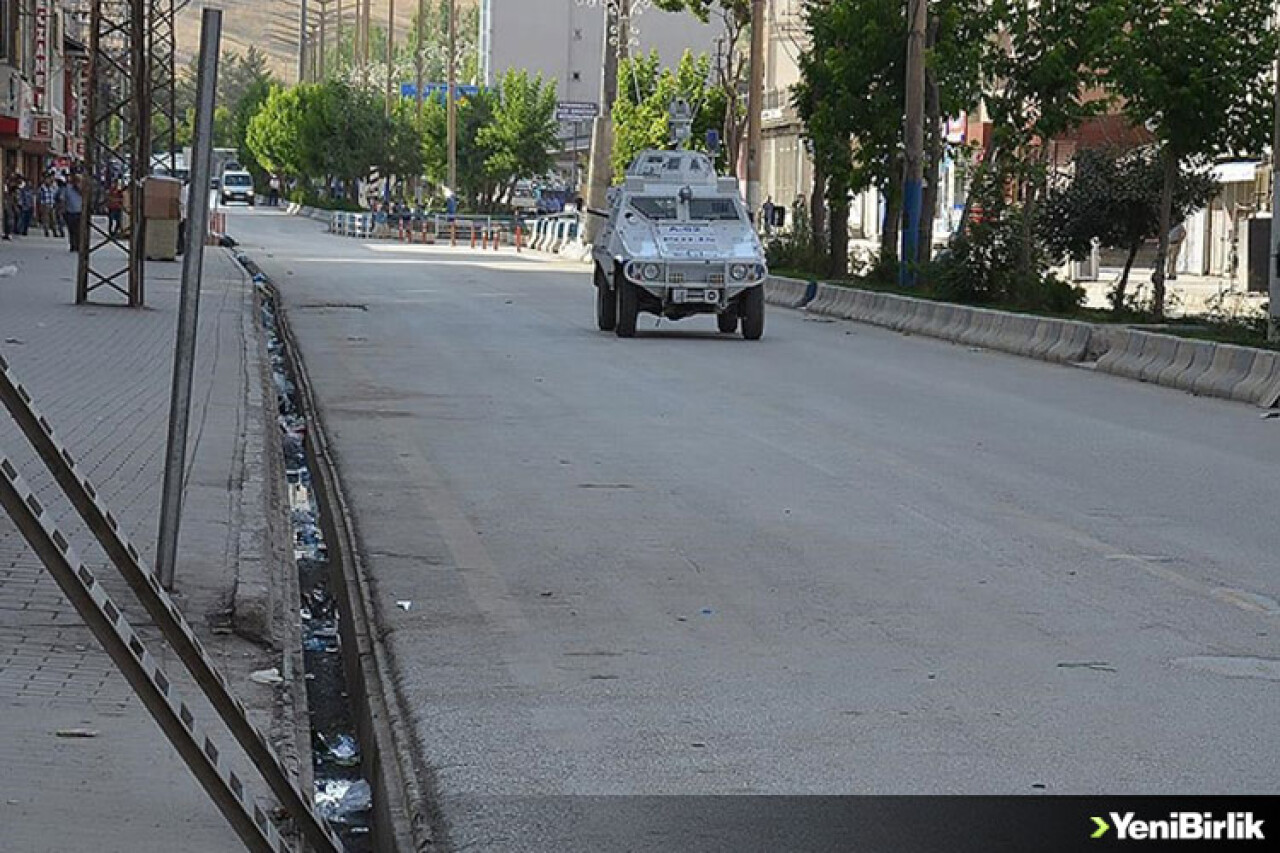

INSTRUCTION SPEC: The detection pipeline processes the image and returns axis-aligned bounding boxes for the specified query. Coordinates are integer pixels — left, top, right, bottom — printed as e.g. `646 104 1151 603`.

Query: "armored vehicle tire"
717 311 738 334
741 285 765 340
595 265 617 331
616 278 639 338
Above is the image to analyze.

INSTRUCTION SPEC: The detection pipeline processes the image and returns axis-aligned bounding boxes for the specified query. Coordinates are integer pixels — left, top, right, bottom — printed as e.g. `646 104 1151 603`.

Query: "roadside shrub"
928 212 1083 313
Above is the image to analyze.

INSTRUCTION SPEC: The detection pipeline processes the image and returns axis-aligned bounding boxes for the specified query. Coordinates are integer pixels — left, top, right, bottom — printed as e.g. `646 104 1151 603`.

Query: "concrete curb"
268 283 437 853
765 275 1277 408
230 255 274 645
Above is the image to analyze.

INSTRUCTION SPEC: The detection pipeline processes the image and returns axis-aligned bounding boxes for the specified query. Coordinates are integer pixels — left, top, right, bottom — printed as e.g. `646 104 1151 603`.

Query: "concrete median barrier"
1170 340 1218 392
759 276 1276 407
765 277 810 308
1136 334 1182 384
1232 350 1279 405
1154 339 1202 387
1190 344 1256 399
1096 329 1146 379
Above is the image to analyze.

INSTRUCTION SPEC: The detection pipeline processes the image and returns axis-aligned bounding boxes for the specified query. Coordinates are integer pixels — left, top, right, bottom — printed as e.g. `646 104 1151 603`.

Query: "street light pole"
448 0 457 197
900 0 926 286
1270 0 1280 341
299 0 308 82
746 0 765 223
386 0 396 115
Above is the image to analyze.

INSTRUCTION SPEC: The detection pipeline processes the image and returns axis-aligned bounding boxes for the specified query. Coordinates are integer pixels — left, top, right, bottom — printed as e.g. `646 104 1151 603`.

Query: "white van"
220 170 255 206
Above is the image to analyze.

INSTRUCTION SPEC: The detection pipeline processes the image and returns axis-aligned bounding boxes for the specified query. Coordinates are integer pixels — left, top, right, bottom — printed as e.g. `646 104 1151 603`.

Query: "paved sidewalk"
0 234 302 851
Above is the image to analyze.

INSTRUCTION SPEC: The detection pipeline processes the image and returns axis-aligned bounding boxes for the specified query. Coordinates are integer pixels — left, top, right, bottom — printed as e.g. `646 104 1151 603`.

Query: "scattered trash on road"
317 732 361 767
314 778 373 825
396 600 412 611
249 667 284 685
54 728 99 738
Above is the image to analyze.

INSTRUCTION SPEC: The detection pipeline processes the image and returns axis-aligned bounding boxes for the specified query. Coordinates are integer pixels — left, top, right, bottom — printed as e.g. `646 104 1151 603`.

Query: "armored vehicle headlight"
642 263 662 281
730 263 749 281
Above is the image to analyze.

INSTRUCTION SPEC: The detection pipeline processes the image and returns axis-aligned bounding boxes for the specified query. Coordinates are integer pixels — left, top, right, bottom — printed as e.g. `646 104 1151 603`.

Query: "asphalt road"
233 208 1280 850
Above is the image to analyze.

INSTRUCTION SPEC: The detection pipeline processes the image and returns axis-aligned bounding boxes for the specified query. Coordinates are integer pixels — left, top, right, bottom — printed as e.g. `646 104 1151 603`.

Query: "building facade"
1 0 87 187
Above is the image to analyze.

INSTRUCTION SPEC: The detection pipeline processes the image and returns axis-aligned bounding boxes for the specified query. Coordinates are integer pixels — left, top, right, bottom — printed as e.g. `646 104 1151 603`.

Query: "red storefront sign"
33 1 50 114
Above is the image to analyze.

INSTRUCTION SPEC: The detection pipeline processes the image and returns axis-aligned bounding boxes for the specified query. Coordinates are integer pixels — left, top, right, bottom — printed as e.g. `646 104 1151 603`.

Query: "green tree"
1039 147 1218 311
247 81 391 200
478 69 560 203
794 0 986 275
652 1 750 171
420 88 500 208
1105 0 1278 318
612 50 726 181
971 0 1122 285
246 86 307 178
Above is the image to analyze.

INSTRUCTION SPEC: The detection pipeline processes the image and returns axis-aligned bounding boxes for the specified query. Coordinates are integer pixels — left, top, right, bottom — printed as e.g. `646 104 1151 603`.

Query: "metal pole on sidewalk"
156 9 221 591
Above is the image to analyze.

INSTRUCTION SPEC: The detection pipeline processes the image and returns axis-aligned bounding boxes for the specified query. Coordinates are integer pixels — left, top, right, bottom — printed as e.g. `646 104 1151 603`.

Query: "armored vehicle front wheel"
616 278 639 338
595 265 617 331
717 311 738 334
741 285 765 340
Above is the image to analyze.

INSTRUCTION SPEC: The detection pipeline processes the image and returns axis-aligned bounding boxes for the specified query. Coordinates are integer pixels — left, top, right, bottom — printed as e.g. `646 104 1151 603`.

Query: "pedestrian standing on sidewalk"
106 181 124 237
1166 221 1187 281
18 177 34 235
62 176 83 253
38 174 58 236
1 174 11 240
268 174 281 206
52 174 65 237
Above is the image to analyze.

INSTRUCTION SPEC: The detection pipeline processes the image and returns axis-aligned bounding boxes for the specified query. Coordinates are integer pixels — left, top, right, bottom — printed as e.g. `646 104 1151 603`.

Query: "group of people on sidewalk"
3 172 83 250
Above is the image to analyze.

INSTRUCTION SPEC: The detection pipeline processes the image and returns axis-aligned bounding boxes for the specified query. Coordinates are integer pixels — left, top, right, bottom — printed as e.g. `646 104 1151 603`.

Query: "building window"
573 28 583 41
571 71 581 82
0 0 12 63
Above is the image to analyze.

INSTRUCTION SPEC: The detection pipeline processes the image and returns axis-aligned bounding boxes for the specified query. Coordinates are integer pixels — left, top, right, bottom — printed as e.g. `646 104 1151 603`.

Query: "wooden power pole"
900 0 926 286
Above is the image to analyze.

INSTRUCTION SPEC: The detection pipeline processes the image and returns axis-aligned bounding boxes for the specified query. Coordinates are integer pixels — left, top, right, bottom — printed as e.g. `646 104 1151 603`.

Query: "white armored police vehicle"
591 100 768 339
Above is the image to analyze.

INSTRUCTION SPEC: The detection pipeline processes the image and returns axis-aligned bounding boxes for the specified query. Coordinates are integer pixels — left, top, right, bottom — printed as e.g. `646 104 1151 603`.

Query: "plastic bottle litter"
314 778 373 825
250 667 284 685
317 732 361 767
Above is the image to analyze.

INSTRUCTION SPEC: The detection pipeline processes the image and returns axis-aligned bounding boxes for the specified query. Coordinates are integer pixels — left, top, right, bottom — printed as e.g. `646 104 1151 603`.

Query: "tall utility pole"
1270 5 1280 341
582 0 626 246
447 0 458 195
746 0 765 223
900 0 927 287
386 0 396 115
299 0 309 82
415 0 426 121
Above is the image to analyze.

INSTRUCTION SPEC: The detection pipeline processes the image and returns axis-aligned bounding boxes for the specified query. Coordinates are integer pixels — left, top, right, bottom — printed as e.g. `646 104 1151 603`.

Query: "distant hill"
176 0 478 83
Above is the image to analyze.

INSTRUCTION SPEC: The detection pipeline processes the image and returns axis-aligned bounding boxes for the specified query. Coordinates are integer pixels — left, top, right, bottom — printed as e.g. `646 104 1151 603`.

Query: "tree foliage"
1040 147 1218 309
611 50 727 181
1104 0 1278 317
417 69 559 210
795 0 986 273
247 81 420 197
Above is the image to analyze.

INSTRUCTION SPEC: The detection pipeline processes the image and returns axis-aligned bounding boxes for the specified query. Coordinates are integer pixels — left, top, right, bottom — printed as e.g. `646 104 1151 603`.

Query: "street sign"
556 101 599 122
400 82 481 100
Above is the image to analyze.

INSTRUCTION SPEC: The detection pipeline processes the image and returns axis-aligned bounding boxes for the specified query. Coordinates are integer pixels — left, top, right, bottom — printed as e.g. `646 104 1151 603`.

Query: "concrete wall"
485 0 718 104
